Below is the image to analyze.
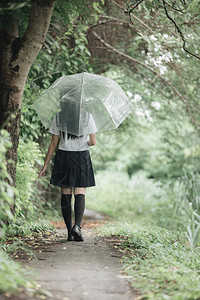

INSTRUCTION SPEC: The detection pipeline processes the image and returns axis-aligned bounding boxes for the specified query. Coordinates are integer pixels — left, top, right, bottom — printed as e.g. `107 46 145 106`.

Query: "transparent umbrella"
32 72 133 136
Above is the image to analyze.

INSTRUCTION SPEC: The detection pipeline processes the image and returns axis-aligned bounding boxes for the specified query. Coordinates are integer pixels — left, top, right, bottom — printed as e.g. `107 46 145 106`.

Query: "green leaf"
187 0 200 12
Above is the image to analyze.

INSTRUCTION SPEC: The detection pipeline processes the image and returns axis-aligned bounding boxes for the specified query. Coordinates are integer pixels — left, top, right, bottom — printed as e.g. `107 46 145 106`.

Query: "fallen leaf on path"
37 296 46 299
111 253 122 258
5 292 11 298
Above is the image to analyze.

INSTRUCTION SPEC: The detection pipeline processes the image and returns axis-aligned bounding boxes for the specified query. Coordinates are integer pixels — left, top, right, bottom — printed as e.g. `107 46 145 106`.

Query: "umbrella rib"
86 83 130 106
78 73 84 136
85 85 131 127
85 85 118 127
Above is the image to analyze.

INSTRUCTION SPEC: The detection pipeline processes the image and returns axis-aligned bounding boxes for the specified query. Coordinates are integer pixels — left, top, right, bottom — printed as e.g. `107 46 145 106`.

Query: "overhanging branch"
92 31 200 130
92 31 188 105
110 0 156 35
116 0 200 60
162 0 200 60
124 0 146 14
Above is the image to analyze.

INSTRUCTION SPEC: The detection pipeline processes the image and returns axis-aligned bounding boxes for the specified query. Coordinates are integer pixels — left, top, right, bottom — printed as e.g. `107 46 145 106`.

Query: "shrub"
0 130 15 235
15 139 44 220
0 247 30 293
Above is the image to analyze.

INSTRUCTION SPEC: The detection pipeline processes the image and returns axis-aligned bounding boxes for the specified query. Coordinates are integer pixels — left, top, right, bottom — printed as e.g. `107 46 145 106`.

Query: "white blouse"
49 114 97 151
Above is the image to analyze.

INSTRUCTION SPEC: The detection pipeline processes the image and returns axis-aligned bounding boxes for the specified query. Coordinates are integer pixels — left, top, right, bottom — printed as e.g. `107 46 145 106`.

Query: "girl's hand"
38 134 59 179
38 166 47 178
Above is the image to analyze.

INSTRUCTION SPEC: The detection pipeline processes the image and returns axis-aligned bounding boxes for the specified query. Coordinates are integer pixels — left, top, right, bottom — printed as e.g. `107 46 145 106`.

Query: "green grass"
87 170 200 299
0 247 33 293
4 219 55 238
0 220 55 295
97 221 200 299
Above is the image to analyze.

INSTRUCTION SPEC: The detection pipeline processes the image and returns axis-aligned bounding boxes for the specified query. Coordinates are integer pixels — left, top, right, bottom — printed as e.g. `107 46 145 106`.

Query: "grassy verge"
87 171 200 299
97 221 200 299
0 221 55 296
0 247 32 294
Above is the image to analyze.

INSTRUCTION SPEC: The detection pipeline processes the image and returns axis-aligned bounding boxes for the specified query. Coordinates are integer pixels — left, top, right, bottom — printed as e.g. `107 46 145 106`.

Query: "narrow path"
1 211 135 300
27 226 134 300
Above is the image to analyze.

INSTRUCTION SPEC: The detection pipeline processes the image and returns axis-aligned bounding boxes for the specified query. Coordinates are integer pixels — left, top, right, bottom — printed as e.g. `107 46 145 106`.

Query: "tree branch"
125 0 146 14
157 0 186 13
162 0 200 60
92 31 188 105
92 31 200 130
111 0 200 60
89 17 132 29
110 0 156 35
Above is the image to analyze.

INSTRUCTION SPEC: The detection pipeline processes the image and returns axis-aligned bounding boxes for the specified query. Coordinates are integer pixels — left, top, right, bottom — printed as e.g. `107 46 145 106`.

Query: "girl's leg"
74 187 86 227
62 187 73 194
61 187 73 241
71 187 86 242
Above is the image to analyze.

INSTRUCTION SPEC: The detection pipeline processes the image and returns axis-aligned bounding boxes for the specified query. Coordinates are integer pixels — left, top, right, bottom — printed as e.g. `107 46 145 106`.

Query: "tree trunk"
0 0 56 191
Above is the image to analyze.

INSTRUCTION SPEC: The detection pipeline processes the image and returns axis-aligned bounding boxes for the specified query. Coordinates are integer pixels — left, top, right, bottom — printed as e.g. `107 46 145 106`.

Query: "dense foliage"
0 130 15 232
1 0 200 297
0 130 30 293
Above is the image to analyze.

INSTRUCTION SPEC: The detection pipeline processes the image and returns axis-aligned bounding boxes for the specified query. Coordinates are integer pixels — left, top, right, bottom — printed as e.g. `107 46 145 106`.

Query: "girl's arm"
38 134 59 178
87 133 96 147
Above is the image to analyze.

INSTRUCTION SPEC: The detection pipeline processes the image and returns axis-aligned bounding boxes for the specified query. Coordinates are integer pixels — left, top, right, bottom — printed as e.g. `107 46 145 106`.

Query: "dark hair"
60 132 83 140
67 133 82 139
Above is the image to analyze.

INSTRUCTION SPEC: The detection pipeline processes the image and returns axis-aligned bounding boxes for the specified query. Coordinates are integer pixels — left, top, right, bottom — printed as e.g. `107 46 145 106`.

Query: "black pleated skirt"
50 149 95 188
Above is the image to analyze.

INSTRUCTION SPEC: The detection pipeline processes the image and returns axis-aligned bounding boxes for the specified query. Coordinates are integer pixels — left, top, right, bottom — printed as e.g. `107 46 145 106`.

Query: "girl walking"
38 114 96 242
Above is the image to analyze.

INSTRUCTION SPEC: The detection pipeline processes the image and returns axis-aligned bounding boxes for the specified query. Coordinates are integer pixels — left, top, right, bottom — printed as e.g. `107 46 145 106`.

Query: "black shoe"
71 225 84 242
67 234 74 241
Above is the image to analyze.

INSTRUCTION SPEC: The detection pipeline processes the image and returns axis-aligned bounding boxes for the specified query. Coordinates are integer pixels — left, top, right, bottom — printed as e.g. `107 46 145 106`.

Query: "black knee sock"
61 194 72 237
74 194 85 227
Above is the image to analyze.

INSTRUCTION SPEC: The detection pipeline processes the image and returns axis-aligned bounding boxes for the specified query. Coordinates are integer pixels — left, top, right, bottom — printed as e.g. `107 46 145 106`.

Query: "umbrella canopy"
32 72 133 136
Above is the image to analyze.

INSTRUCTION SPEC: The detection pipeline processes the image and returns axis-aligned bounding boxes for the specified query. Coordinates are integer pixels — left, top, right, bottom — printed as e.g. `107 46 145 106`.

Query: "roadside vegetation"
87 169 200 299
1 1 200 298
